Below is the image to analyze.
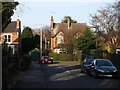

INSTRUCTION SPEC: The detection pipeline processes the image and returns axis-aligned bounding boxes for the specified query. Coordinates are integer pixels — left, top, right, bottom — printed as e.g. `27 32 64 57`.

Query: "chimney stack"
16 19 21 28
50 16 54 29
67 16 71 29
50 16 54 36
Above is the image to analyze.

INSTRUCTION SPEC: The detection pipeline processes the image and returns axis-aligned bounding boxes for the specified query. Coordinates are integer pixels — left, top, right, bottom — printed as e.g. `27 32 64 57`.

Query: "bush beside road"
2 55 20 88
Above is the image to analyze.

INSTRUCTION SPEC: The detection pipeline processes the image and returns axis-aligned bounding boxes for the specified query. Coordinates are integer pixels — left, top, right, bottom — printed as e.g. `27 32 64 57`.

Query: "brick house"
0 19 21 54
50 16 87 53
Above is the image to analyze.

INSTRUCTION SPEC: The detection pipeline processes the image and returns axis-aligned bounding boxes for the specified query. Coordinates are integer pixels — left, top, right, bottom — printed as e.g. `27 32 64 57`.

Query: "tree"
2 2 19 32
33 34 40 48
76 27 96 52
64 29 78 54
61 16 77 23
41 26 51 55
2 42 9 56
22 27 33 38
90 2 120 53
21 26 34 54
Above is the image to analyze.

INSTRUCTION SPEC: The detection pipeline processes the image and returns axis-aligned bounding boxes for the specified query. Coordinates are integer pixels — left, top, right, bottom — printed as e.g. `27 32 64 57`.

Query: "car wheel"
114 74 118 79
93 71 97 78
42 61 44 64
81 70 84 73
87 71 91 75
80 68 84 73
90 69 93 75
39 61 42 64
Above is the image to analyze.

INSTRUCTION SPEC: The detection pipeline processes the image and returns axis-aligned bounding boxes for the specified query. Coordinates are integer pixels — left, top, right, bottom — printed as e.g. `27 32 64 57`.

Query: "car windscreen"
43 56 51 59
96 60 113 66
85 59 94 64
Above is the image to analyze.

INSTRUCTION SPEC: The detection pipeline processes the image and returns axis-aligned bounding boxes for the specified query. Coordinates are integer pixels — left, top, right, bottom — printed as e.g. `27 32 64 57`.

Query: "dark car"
89 59 118 78
81 59 94 74
39 56 53 64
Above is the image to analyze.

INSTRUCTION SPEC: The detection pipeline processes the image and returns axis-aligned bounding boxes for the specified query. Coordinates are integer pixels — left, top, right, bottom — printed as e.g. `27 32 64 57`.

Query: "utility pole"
40 28 42 58
45 36 47 49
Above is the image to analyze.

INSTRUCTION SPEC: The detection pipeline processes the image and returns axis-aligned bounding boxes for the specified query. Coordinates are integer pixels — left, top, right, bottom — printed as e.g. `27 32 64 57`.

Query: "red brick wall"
51 31 64 53
0 32 20 53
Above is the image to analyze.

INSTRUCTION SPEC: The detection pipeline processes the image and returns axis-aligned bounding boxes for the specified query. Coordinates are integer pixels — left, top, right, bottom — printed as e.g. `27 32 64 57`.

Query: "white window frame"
3 34 12 43
57 35 64 44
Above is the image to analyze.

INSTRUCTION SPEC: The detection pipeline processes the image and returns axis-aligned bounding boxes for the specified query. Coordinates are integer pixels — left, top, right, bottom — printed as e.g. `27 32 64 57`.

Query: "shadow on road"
52 61 60 64
43 62 119 88
14 61 119 89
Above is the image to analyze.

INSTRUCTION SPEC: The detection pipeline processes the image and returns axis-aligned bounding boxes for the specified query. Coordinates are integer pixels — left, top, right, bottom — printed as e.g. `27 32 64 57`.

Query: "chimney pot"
67 16 71 29
16 19 21 28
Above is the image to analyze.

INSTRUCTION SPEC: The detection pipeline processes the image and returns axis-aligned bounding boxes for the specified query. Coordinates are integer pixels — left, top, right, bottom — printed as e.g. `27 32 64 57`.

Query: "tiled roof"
52 30 63 38
4 21 19 32
52 23 87 37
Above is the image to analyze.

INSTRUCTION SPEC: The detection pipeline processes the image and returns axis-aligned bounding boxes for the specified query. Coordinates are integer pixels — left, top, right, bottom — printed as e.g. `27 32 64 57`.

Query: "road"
15 61 119 89
42 61 119 88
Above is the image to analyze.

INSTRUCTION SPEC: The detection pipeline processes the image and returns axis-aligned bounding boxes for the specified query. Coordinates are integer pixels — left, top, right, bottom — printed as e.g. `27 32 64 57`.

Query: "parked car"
39 56 53 64
81 59 94 74
89 59 118 78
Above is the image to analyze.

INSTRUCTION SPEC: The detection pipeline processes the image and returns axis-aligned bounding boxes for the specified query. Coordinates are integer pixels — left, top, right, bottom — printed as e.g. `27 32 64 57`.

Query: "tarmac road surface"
15 61 119 89
43 61 119 88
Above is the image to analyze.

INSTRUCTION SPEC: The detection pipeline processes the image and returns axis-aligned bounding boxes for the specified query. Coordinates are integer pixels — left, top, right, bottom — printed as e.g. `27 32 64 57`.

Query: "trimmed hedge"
90 49 104 59
20 54 32 71
49 53 77 61
109 54 120 70
109 53 120 79
2 55 20 88
2 54 32 88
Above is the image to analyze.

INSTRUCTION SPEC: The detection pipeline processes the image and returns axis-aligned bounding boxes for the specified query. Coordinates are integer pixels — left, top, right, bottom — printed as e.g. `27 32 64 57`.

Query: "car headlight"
97 69 104 72
113 69 117 72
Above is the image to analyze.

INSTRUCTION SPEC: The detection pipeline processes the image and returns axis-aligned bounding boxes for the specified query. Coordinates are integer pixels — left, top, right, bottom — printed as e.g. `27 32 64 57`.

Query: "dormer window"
57 35 64 44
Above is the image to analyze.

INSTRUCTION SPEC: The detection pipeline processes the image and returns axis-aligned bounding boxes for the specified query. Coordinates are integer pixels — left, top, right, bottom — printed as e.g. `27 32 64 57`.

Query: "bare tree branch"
90 2 120 53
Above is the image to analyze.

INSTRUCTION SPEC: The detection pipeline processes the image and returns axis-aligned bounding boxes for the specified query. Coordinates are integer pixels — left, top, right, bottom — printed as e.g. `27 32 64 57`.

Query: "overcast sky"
11 0 116 31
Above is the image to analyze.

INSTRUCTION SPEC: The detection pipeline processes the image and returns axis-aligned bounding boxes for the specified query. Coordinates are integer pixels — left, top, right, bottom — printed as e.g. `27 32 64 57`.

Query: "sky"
11 0 116 31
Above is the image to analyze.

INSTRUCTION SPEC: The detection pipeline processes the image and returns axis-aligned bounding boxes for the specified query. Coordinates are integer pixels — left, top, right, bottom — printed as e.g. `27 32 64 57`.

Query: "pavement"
14 61 47 88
